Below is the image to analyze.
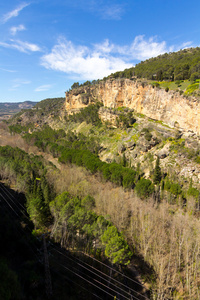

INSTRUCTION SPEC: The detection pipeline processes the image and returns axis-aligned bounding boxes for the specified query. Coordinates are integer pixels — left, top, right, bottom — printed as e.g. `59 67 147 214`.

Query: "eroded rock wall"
65 79 200 134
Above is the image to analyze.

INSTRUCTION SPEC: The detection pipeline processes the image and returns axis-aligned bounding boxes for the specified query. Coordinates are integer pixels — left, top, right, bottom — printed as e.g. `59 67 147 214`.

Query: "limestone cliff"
65 79 200 135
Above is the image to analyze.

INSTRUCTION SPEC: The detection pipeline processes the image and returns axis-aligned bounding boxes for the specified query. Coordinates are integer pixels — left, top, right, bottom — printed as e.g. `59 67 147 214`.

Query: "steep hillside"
7 97 65 130
6 89 200 188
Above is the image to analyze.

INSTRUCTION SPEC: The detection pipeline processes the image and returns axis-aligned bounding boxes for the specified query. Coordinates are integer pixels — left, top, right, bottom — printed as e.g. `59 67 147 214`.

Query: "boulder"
118 144 126 154
126 141 136 150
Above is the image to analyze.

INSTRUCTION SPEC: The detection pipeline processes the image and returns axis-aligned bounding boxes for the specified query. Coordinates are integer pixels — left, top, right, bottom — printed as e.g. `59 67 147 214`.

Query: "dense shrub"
116 111 136 128
122 169 136 189
50 191 132 265
164 179 182 196
68 102 103 126
135 178 154 199
187 187 199 199
185 81 200 95
101 226 132 265
141 128 152 141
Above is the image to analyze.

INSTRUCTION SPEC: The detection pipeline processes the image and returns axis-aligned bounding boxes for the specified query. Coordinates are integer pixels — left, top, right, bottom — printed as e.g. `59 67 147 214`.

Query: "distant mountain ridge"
0 101 38 119
0 101 37 110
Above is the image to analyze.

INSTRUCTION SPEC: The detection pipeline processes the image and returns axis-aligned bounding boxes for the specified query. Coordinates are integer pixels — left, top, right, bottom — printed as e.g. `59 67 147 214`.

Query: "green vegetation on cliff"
67 102 103 126
106 47 200 82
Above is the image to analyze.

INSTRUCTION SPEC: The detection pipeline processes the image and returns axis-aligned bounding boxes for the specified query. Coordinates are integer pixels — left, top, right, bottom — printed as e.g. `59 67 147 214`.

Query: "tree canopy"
105 47 200 82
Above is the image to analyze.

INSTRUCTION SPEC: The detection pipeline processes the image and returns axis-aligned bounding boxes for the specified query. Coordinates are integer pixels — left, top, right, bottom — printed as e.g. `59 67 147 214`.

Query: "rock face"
98 107 123 128
65 79 200 135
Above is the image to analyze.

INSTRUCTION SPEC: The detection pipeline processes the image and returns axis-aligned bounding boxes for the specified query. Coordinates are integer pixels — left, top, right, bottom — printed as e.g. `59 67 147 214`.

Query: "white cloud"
35 85 52 92
129 35 168 60
2 3 30 23
10 24 26 36
40 36 194 81
114 35 169 60
116 37 194 61
41 38 132 80
93 39 115 54
0 39 41 53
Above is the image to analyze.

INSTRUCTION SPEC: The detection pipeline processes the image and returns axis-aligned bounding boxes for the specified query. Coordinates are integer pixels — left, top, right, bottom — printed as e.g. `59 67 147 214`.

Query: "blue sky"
0 0 200 102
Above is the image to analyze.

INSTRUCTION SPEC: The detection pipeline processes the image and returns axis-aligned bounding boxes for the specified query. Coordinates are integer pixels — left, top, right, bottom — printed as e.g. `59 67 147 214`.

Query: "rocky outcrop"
98 107 119 128
65 79 200 135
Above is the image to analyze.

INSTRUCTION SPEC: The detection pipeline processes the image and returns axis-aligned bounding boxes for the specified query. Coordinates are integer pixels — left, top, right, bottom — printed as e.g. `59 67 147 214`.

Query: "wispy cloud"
10 78 31 90
35 84 52 92
126 37 194 60
116 35 170 60
41 35 191 81
1 3 30 23
180 41 193 49
10 24 26 36
0 67 16 73
0 39 41 53
69 0 125 20
100 4 124 20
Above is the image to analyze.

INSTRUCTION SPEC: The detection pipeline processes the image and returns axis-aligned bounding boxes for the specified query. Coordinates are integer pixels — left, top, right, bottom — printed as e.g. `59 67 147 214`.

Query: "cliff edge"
65 79 200 135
